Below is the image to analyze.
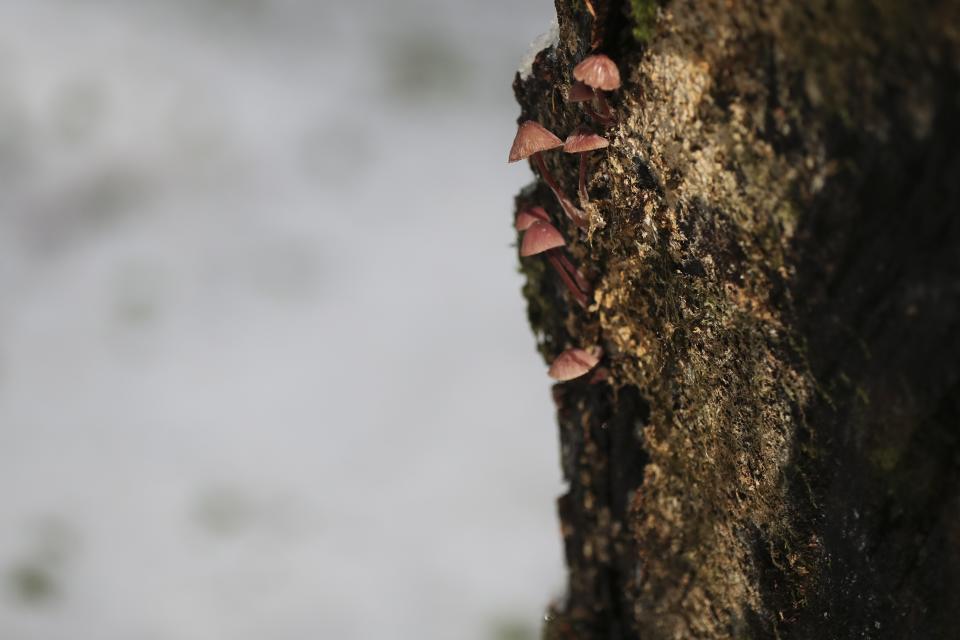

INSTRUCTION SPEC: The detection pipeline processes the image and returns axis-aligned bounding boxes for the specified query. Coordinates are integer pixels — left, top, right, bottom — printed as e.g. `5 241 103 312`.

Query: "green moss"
629 0 659 43
870 446 901 473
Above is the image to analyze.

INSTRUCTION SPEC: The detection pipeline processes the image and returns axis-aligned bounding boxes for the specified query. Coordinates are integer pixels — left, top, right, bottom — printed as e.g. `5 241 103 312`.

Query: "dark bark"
512 1 960 638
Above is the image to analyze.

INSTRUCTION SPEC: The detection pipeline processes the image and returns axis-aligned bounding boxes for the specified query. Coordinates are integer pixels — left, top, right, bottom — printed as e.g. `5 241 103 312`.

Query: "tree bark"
512 1 960 638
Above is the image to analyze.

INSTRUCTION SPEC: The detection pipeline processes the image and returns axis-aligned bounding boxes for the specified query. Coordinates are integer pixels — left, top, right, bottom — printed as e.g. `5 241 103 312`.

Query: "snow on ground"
0 1 565 638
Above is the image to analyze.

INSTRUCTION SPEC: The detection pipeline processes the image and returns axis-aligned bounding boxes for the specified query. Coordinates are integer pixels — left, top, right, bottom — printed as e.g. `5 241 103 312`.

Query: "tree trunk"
512 1 960 638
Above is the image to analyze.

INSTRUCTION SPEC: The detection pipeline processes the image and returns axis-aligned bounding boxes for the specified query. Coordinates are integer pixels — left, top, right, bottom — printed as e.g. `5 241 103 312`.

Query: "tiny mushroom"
567 81 606 124
572 54 621 122
509 121 587 227
548 347 602 381
514 205 550 231
563 129 609 205
520 219 565 255
568 81 595 103
520 220 590 309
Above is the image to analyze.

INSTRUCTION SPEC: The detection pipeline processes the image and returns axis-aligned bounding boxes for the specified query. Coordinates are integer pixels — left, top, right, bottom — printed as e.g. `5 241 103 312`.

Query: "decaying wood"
513 1 960 637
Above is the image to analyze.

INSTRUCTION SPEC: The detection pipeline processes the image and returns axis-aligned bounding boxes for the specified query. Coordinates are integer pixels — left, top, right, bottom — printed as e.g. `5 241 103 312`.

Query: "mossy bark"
513 1 960 638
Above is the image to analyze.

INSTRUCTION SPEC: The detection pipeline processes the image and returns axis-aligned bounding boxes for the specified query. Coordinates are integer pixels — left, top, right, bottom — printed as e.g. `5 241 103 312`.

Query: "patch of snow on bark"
518 17 559 81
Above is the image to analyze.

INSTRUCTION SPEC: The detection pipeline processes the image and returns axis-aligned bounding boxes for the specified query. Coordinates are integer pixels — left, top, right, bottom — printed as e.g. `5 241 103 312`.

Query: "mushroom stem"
533 153 588 228
578 93 613 126
563 130 608 209
595 91 613 119
532 151 562 194
572 53 621 125
554 251 592 295
578 154 589 205
546 252 589 308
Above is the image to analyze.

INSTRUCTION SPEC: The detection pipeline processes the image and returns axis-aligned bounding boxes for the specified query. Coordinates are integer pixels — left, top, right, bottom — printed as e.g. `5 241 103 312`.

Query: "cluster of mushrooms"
508 53 622 383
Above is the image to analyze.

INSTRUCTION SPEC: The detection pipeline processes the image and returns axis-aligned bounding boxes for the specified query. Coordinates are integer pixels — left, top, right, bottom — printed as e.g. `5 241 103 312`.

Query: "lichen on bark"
513 1 960 638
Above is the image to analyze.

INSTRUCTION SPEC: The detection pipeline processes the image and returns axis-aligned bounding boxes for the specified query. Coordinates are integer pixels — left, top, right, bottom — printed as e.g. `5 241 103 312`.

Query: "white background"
0 1 564 638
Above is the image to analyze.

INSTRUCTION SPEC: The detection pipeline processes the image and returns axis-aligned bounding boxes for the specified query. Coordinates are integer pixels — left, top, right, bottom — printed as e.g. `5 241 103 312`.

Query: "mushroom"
514 205 550 231
567 81 609 124
572 54 621 122
509 121 587 227
563 129 609 205
568 81 595 104
520 220 590 309
548 347 602 381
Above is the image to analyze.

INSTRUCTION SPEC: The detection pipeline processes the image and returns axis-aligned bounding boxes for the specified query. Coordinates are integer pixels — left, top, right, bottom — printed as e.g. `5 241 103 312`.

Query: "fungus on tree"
563 129 609 205
515 205 550 231
568 81 595 103
509 121 587 227
567 81 609 125
548 347 602 381
520 220 590 308
572 53 621 122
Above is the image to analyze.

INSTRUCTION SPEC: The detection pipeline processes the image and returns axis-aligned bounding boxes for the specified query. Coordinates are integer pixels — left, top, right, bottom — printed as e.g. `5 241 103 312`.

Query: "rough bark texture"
512 1 960 638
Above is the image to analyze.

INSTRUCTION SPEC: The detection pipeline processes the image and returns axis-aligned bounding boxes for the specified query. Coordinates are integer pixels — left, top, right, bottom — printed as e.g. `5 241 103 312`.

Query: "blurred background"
0 1 565 638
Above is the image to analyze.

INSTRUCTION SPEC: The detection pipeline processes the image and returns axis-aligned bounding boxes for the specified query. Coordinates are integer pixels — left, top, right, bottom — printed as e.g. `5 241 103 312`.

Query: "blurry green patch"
8 563 57 605
870 446 901 473
6 518 76 606
84 170 145 222
194 487 256 536
30 167 148 254
379 32 472 103
115 295 159 328
630 0 659 43
490 617 535 640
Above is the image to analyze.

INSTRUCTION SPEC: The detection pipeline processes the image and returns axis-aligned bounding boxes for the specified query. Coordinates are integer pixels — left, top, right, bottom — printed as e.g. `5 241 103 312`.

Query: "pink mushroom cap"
568 81 595 103
515 206 550 231
548 348 602 381
520 220 565 257
573 54 622 92
563 131 609 154
508 121 564 163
